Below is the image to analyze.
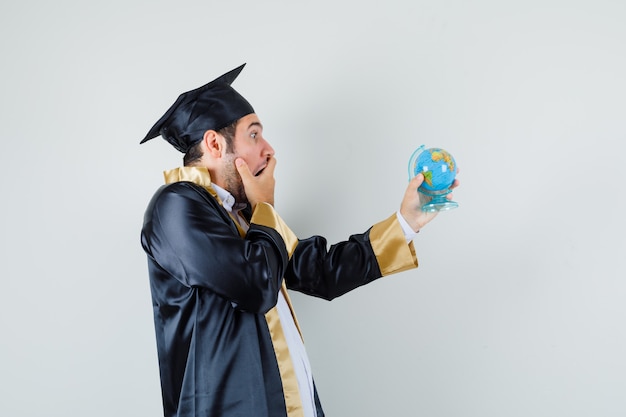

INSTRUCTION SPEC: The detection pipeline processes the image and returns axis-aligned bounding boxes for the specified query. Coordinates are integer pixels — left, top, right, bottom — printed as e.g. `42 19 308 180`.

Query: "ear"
202 130 223 158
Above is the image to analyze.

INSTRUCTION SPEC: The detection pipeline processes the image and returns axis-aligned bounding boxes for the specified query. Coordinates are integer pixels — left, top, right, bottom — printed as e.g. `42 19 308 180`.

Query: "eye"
250 132 257 139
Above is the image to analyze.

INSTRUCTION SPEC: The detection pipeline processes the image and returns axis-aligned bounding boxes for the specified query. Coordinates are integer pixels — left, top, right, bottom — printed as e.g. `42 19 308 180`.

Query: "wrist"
398 209 420 233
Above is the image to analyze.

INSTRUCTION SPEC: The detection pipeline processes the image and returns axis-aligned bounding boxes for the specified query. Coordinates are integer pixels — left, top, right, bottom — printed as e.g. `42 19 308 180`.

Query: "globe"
408 145 459 212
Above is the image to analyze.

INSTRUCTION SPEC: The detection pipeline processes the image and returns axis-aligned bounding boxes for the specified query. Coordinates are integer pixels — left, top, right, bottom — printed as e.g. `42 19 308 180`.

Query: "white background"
1 1 625 416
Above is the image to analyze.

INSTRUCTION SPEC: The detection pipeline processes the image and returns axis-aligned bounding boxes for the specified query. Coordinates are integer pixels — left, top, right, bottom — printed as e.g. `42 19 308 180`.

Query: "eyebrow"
247 121 263 130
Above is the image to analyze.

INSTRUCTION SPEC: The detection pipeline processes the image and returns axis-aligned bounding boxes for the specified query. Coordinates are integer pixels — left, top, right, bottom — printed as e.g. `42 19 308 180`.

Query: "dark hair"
183 121 239 166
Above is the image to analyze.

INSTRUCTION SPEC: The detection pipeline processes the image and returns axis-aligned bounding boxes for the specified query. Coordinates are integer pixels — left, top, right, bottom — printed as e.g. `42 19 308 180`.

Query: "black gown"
141 167 418 417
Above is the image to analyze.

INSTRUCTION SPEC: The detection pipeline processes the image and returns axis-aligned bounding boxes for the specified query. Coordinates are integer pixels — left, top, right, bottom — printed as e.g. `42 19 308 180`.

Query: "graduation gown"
141 167 418 417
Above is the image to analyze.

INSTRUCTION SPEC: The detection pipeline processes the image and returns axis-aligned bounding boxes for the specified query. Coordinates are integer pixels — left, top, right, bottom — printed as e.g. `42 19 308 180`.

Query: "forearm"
284 213 418 300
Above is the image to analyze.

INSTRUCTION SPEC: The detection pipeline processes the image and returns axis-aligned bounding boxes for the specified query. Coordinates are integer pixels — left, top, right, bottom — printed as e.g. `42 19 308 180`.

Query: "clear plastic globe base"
408 145 459 212
418 191 459 212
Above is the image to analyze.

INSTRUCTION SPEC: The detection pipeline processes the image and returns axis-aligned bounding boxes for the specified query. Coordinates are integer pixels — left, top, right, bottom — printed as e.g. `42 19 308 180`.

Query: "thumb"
410 173 424 188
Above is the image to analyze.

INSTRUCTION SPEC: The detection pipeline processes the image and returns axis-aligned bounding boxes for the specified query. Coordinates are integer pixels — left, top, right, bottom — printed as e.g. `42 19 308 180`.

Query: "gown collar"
164 166 215 191
162 166 246 214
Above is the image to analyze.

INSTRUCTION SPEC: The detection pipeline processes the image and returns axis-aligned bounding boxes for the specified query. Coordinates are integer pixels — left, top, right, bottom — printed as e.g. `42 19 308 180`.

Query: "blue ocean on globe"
413 148 457 193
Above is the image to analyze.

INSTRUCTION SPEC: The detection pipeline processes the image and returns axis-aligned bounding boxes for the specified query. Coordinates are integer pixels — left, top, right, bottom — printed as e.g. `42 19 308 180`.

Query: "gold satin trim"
369 213 418 276
235 213 303 415
265 303 305 417
252 203 304 413
251 202 298 258
163 166 219 199
250 202 304 414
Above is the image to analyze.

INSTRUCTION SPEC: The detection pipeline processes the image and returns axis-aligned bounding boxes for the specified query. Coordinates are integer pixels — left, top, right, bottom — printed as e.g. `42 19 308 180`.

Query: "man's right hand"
399 173 460 232
235 156 276 210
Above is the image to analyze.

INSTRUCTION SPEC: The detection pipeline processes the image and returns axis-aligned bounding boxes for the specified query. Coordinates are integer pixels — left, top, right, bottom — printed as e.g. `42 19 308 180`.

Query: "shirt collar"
210 183 237 213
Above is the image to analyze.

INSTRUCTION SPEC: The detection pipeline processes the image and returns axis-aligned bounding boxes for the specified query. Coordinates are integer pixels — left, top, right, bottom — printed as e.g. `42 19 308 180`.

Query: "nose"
263 138 275 158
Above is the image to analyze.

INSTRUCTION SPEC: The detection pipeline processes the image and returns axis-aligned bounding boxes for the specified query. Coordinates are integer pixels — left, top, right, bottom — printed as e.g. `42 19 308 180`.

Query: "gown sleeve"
141 182 295 314
284 213 418 300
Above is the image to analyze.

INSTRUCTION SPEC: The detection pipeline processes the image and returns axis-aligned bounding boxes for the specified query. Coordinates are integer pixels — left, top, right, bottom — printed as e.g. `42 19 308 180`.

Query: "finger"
235 158 253 181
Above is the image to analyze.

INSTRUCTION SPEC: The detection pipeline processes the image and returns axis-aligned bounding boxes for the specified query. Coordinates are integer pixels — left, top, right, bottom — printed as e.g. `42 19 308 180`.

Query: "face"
221 113 275 203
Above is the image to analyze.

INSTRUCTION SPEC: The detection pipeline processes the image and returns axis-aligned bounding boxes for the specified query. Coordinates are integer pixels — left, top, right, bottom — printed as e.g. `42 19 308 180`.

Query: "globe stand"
408 145 459 213
418 188 459 213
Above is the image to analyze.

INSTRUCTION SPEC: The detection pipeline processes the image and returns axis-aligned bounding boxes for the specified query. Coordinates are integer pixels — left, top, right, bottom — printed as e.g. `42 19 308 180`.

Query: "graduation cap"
141 63 255 153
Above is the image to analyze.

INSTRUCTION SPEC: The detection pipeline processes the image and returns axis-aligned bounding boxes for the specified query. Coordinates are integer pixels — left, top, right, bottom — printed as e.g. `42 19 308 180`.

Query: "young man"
140 64 457 417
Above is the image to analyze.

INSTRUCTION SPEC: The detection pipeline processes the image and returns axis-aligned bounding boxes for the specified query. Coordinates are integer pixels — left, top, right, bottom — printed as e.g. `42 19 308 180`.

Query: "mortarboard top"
141 63 255 153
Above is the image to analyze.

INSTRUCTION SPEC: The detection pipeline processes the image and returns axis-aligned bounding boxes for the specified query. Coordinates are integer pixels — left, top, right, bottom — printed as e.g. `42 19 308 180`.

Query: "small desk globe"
408 145 459 212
